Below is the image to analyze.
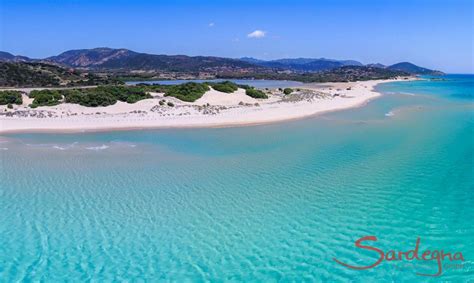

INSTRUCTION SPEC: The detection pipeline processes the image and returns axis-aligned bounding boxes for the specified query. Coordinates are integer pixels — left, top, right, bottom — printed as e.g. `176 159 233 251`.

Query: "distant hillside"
314 66 409 82
219 66 410 83
0 51 32 63
0 62 119 87
1 48 443 75
0 61 408 87
241 57 444 75
367 63 386 68
45 48 135 67
100 54 259 72
387 62 443 75
0 48 444 87
45 48 261 72
240 57 363 72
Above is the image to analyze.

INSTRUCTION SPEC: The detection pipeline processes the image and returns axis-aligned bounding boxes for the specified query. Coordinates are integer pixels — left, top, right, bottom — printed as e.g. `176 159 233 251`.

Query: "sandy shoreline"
0 79 410 134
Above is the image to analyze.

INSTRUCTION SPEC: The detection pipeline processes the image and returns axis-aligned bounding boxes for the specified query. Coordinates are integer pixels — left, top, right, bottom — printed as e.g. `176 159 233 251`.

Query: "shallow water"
1 75 473 281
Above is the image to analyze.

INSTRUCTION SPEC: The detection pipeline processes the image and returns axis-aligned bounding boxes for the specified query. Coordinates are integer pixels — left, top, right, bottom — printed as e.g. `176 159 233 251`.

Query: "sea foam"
85 144 110 151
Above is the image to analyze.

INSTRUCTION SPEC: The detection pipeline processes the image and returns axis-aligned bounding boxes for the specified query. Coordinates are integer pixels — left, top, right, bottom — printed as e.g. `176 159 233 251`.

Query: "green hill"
387 62 444 75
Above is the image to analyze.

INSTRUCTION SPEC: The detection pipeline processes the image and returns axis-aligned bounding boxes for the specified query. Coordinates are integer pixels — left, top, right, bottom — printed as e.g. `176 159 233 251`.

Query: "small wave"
384 91 416 96
0 147 8 151
85 145 109 151
385 111 394 117
111 141 137 148
52 142 78 151
25 143 55 147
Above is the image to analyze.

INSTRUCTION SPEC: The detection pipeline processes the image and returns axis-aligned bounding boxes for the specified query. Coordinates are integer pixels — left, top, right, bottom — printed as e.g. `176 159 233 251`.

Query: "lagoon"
126 79 304 88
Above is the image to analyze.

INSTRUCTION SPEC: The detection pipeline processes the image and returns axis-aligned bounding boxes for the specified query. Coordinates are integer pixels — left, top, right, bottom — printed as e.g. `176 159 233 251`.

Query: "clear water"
126 79 304 88
1 75 473 281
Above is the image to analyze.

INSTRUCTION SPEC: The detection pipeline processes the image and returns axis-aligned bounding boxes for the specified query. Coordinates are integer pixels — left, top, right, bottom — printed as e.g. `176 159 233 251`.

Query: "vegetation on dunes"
29 90 63 108
208 81 239 93
283 88 293 95
237 84 252 90
245 88 268 99
92 86 152 104
134 83 172 93
4 81 268 109
160 81 267 101
164 82 210 102
64 89 117 107
28 86 152 108
64 86 152 107
0 90 23 105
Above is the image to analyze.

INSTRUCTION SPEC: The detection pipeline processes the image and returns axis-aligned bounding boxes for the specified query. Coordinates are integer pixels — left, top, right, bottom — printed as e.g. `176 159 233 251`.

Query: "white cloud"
208 22 215 27
247 30 266 38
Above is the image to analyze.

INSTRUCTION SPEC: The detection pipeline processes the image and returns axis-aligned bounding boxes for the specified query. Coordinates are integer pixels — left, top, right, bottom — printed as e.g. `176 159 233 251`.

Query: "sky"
1 0 473 73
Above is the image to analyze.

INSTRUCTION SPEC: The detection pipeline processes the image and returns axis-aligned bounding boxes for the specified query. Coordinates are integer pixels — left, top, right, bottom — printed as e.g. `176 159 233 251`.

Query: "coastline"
0 79 410 134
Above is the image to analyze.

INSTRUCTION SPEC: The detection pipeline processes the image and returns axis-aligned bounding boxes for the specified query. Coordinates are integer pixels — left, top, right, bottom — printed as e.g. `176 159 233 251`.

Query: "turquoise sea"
1 75 473 281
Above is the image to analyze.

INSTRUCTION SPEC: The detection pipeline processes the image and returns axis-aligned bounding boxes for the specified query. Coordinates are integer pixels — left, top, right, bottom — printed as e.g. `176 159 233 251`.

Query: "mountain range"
240 57 364 72
0 48 443 75
0 51 31 63
240 57 444 75
0 48 260 73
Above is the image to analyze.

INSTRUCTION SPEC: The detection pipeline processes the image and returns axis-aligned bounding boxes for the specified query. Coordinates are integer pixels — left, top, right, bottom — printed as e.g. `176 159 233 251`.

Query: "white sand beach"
0 79 410 133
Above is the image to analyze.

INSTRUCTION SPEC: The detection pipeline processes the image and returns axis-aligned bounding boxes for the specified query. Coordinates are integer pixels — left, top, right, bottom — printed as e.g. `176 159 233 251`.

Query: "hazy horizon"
1 0 473 73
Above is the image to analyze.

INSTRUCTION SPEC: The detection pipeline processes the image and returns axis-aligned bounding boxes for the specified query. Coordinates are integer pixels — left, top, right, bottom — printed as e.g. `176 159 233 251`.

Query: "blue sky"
1 0 473 73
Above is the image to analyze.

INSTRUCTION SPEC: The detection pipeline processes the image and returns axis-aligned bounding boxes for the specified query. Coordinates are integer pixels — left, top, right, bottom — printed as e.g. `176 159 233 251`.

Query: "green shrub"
64 90 117 107
159 100 165 106
29 90 62 107
94 86 151 103
7 103 13 109
245 88 268 99
126 94 144 104
25 86 155 108
164 82 209 102
237 84 252 90
138 84 172 93
0 90 23 105
62 86 152 107
283 88 293 95
210 81 239 93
